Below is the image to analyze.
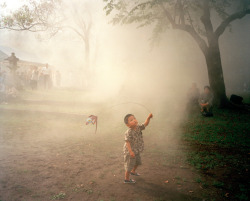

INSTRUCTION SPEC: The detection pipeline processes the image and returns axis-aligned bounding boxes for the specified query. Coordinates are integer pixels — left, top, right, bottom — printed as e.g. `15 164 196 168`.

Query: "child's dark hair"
204 86 211 90
124 114 134 124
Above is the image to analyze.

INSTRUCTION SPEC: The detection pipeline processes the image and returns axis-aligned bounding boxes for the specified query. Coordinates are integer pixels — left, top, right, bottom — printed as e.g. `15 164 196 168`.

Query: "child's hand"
148 113 153 119
144 113 153 127
130 151 135 158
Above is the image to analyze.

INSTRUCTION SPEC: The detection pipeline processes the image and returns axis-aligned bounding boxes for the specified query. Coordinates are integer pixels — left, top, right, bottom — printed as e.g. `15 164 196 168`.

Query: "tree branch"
185 3 195 30
160 3 208 55
175 24 208 55
200 0 214 44
159 3 175 26
129 1 153 15
0 22 48 32
215 8 250 38
177 0 185 25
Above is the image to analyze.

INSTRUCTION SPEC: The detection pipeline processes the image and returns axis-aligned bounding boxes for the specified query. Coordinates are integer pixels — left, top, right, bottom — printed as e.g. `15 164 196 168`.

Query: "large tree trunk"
205 38 228 107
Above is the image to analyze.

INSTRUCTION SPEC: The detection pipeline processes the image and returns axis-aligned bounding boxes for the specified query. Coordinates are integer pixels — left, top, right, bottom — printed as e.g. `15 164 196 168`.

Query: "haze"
0 0 250 118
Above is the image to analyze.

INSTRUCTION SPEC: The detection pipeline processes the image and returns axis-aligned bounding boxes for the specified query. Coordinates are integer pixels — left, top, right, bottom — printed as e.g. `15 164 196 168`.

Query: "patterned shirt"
123 124 145 155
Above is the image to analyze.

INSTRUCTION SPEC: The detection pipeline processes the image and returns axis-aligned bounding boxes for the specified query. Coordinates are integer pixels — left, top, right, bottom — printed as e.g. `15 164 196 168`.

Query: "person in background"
41 64 51 89
199 86 214 116
30 66 39 90
186 82 200 111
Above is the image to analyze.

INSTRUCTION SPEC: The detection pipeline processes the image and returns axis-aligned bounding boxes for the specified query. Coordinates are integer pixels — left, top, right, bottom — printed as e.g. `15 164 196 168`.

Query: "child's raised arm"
144 113 153 127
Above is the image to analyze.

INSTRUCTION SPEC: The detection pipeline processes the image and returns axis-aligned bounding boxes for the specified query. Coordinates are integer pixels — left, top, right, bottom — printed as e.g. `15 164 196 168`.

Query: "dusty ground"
0 104 208 201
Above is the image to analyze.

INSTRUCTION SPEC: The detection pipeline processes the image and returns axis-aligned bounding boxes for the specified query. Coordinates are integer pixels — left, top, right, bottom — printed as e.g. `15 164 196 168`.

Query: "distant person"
30 66 39 90
37 68 43 88
186 82 200 110
199 86 214 116
123 113 153 184
41 64 51 89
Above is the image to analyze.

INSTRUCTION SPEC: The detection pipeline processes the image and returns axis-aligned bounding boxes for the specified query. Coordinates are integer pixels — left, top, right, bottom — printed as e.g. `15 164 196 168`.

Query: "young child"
123 113 153 183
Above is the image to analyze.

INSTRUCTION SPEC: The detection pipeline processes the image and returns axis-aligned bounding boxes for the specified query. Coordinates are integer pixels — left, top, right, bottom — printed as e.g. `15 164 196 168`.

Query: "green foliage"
103 0 250 43
0 0 61 31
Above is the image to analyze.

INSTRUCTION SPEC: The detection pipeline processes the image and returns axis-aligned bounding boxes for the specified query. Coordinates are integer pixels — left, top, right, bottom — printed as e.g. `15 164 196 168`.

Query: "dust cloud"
0 0 249 142
1 2 250 200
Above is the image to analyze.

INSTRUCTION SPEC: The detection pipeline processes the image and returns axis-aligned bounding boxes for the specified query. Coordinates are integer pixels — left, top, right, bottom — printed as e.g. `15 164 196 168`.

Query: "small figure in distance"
199 86 213 117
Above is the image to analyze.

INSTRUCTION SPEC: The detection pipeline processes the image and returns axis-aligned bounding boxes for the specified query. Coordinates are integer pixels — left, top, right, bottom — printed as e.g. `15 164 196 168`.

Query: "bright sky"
0 0 24 10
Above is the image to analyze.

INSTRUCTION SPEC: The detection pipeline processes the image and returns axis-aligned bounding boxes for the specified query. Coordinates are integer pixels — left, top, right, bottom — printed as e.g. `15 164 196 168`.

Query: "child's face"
204 88 210 94
126 115 138 129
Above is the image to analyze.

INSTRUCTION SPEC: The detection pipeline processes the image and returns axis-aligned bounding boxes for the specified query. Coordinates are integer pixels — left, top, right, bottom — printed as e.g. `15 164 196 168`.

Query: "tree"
103 0 250 107
0 0 96 84
0 0 61 33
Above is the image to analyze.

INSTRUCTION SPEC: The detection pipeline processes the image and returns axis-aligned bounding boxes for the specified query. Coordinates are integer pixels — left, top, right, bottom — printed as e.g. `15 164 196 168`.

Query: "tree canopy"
104 0 250 53
0 0 62 34
103 0 250 107
0 0 98 82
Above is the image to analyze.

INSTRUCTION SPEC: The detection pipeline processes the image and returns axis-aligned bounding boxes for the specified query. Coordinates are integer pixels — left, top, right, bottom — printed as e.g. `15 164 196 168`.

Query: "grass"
0 89 105 115
187 151 226 170
1 89 249 201
212 180 224 188
194 177 202 183
183 109 250 147
51 192 66 200
182 108 250 200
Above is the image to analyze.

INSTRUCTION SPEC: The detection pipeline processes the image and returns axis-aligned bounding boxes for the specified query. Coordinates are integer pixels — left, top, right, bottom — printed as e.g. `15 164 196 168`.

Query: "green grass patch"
194 177 202 183
183 109 250 147
187 151 225 170
51 192 66 200
212 180 224 188
183 108 250 200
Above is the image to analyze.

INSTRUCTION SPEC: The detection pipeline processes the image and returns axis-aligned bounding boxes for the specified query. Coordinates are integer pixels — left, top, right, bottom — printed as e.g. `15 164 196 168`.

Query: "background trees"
104 0 250 107
1 0 97 86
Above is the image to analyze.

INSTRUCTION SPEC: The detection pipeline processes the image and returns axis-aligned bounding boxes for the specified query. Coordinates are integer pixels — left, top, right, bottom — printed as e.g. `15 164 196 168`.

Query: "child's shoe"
124 179 136 184
130 172 140 176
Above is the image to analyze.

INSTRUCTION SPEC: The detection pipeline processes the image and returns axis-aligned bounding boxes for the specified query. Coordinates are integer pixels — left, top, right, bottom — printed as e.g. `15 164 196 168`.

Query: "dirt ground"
0 107 210 201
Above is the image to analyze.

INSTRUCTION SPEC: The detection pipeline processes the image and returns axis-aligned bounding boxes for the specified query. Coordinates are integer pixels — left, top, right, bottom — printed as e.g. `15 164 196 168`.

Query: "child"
123 113 153 184
199 86 213 116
